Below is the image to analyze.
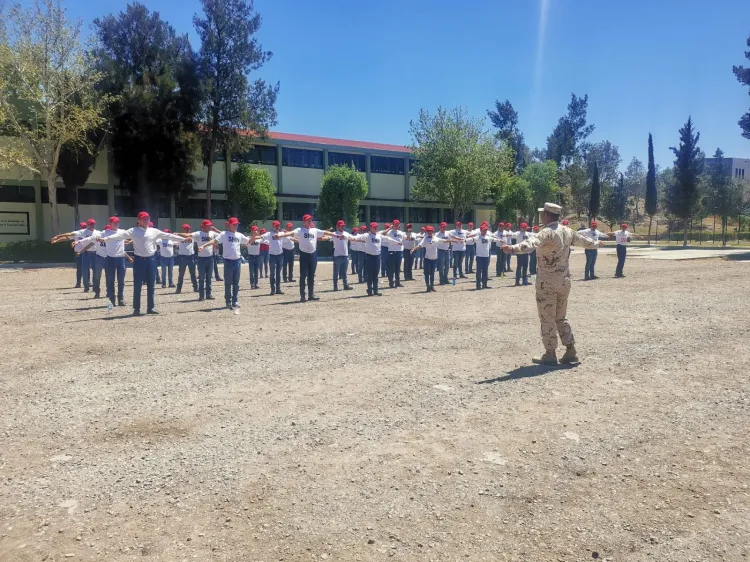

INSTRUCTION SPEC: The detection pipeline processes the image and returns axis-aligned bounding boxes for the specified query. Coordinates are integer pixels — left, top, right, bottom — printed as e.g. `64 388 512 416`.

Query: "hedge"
0 240 76 263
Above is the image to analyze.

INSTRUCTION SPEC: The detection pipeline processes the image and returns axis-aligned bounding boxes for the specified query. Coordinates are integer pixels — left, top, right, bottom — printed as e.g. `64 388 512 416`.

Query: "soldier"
466 222 504 289
614 223 631 278
514 223 531 286
411 225 441 292
502 202 602 365
414 227 426 270
349 222 402 296
529 225 540 276
578 219 609 280
383 219 405 288
434 222 452 285
402 223 417 281
274 214 328 302
447 220 468 280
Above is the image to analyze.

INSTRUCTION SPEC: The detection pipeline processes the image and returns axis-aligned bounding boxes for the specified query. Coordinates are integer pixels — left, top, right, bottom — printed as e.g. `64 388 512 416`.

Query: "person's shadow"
476 361 577 384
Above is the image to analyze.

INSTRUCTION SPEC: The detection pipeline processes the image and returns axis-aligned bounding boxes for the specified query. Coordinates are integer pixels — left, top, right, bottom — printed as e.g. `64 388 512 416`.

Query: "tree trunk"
205 126 218 220
647 215 653 245
48 170 60 234
683 220 688 247
712 214 716 244
73 185 80 227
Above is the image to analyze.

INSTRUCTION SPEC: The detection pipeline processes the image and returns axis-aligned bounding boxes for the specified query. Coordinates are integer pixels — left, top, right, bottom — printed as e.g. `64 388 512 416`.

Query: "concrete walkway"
595 246 750 260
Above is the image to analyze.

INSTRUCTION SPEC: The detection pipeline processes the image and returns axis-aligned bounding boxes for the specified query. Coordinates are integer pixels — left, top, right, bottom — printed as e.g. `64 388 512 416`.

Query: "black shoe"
300 296 307 302
482 284 489 289
270 290 276 295
199 297 205 301
344 286 353 291
430 286 436 292
169 284 175 288
161 284 166 288
133 310 142 316
74 284 81 288
175 289 181 294
333 287 339 291
592 275 599 280
276 290 285 295
207 296 215 300
118 300 126 307
459 275 468 279
373 291 382 296
396 283 404 288
389 283 394 288
367 290 373 296
289 279 295 283
233 302 241 308
476 285 482 290
426 287 431 293
146 310 159 315
227 304 234 311
515 282 520 286
94 294 100 299
309 295 320 301
84 289 89 293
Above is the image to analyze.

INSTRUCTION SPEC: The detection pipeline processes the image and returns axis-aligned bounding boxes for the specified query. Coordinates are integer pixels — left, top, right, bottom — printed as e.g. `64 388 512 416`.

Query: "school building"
0 131 495 242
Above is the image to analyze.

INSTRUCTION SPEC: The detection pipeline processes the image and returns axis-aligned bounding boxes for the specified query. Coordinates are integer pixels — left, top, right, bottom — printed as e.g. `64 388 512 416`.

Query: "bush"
0 240 76 263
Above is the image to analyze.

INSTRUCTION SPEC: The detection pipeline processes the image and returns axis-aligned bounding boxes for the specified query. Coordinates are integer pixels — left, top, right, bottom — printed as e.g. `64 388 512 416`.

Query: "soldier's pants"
283 249 295 281
380 252 388 277
176 254 197 293
75 254 82 287
403 249 414 280
536 277 575 353
452 250 465 278
495 247 504 276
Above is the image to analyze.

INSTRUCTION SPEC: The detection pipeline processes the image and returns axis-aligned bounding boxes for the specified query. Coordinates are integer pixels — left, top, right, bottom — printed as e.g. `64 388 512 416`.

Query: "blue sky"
64 0 750 169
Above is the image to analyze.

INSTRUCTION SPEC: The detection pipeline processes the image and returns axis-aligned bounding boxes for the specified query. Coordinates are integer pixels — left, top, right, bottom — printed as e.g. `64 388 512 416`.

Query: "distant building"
703 157 749 183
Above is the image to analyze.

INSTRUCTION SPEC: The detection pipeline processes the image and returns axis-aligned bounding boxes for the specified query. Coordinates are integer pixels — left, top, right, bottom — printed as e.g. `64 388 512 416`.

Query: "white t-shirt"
615 230 631 245
516 230 531 245
177 237 195 256
474 232 502 258
579 228 609 242
191 231 219 257
80 229 123 257
330 230 354 257
216 231 251 260
261 231 285 255
417 235 441 260
402 231 418 250
81 228 99 252
504 230 517 245
106 227 185 258
386 229 405 252
447 229 467 251
281 231 295 250
247 235 262 256
434 231 452 249
159 239 176 258
292 227 326 254
465 231 476 246
355 232 399 256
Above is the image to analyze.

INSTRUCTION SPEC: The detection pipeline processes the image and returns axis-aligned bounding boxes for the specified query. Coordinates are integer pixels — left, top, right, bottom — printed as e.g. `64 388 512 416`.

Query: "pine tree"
667 117 705 246
645 133 657 244
589 161 601 220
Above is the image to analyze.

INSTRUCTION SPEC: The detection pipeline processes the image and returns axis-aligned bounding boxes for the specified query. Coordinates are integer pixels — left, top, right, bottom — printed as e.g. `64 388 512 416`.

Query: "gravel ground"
1 251 749 562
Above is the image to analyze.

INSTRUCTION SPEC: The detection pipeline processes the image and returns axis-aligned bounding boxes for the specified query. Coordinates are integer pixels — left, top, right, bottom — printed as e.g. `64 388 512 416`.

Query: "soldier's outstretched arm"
507 231 548 254
571 231 599 249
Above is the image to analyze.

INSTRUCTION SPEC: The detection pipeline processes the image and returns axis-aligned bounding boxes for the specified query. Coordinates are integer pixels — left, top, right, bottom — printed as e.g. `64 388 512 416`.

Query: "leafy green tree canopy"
732 34 750 139
227 163 276 225
666 116 705 246
316 164 369 229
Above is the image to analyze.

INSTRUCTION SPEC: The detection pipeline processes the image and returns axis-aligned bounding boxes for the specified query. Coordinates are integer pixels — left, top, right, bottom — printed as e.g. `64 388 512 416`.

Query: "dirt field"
1 251 749 562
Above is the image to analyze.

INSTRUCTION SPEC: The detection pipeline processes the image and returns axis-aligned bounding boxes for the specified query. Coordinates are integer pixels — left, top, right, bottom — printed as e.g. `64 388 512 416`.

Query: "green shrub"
0 240 76 263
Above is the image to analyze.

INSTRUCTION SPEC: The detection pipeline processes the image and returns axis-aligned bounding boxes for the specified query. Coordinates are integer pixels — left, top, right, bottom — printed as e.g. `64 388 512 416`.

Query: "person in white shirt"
434 222 454 285
260 220 287 295
51 221 88 288
148 222 163 285
464 221 476 274
198 217 258 311
382 219 406 288
355 225 368 283
401 223 418 281
493 222 506 277
54 219 99 292
414 227 425 270
578 219 609 280
349 222 402 296
529 225 540 276
157 229 178 288
273 214 328 302
78 216 133 306
466 221 504 289
614 223 632 278
175 223 198 295
191 220 221 301
379 222 391 277
503 222 517 273
411 225 442 292
348 227 360 279
281 222 296 283
246 225 263 290
514 223 532 286
447 221 468 280
102 211 188 315
328 219 355 292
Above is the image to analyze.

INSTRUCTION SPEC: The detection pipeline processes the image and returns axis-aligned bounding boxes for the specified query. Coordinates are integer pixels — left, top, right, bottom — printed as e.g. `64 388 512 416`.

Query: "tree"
0 0 109 233
492 174 531 222
582 141 621 188
602 173 627 229
57 129 105 225
226 163 275 225
732 33 750 139
545 93 595 167
194 0 279 218
522 160 559 220
666 117 705 246
316 164 369 229
487 99 528 172
409 106 501 221
706 148 744 245
623 157 646 226
560 156 589 218
94 3 203 215
645 133 658 244
589 161 601 220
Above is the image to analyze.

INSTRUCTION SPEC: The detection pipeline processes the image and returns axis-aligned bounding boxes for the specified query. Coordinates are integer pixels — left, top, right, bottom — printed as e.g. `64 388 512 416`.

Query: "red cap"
337 220 346 226
506 223 512 228
370 222 378 228
108 216 120 223
182 223 190 231
260 229 267 234
360 226 367 231
147 222 154 228
104 225 112 230
137 212 150 220
406 223 412 228
420 227 425 231
385 223 391 228
562 219 569 225
227 217 239 225
86 218 96 225
79 222 86 228
251 225 259 231
520 222 528 229
392 219 400 226
163 228 171 233
533 225 540 231
272 220 280 227
426 226 435 232
621 223 628 229
591 220 598 226
497 222 504 227
302 214 312 221
201 219 212 227
468 222 474 227
286 222 293 229
455 221 462 226
439 222 447 228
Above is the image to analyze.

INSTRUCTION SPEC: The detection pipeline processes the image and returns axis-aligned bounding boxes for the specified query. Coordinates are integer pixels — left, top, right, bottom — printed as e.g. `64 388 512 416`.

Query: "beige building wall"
369 173 404 200
282 167 323 196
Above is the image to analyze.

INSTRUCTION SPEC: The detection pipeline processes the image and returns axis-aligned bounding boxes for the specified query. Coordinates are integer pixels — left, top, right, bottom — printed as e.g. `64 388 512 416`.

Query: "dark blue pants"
224 258 241 306
213 253 221 280
106 256 126 303
365 254 380 294
75 254 82 286
176 254 197 292
160 255 174 286
247 254 260 287
476 256 489 288
283 249 294 281
616 245 626 276
333 255 349 289
92 254 106 296
403 249 414 280
351 252 357 274
452 250 465 278
437 249 449 284
197 256 213 298
584 249 598 279
465 244 476 272
387 251 402 286
269 253 283 293
495 247 504 275
505 253 512 272
132 255 156 313
260 252 269 277
298 251 317 298
380 252 387 277
515 253 529 285
81 251 93 290
423 258 436 288
530 251 537 275
155 255 162 283
357 252 366 283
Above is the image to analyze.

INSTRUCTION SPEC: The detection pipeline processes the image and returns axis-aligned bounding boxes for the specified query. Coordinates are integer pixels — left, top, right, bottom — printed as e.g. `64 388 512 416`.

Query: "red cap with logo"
260 228 266 234
182 223 190 231
520 222 528 229
370 222 378 228
227 217 239 226
426 225 435 232
440 222 447 228
455 221 462 226
406 223 412 228
104 225 112 231
498 222 505 227
337 220 345 227
468 222 474 227
385 223 391 228
163 228 171 233
621 223 628 229
302 214 312 221
137 211 150 220
286 222 293 229
147 222 154 228
272 220 280 227
79 222 87 228
506 223 512 228
533 225 540 231
591 220 598 227
392 219 400 226
201 219 212 227
251 225 258 231
87 218 96 225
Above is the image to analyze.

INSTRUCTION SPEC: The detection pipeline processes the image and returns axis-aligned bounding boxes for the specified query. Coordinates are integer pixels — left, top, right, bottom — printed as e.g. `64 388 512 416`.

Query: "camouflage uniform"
512 222 598 353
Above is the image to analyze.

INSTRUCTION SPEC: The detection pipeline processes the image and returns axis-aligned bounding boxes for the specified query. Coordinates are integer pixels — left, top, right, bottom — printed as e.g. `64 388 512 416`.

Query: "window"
282 148 323 169
282 202 317 221
358 205 366 224
0 185 35 203
370 206 404 223
371 155 405 175
233 145 278 165
328 152 366 172
42 187 69 204
408 208 439 224
77 189 108 206
215 151 226 162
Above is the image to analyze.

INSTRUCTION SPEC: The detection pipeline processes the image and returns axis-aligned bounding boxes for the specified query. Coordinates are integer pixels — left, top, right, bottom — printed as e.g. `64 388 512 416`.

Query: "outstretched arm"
198 240 219 252
503 231 548 254
572 230 600 249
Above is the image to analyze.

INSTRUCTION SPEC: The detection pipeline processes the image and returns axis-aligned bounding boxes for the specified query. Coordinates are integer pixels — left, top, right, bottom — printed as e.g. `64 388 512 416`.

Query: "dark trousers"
584 249 598 279
155 255 162 283
298 251 317 298
495 247 504 275
333 255 349 289
92 255 105 296
505 253 512 272
357 252 366 283
437 249 450 284
351 252 357 274
387 251 402 286
403 249 414 280
423 257 436 288
81 251 93 290
269 253 283 293
515 253 529 285
105 256 126 303
365 253 380 294
75 254 82 286
132 255 156 313
380 252 387 277
223 258 241 306
530 251 537 275
260 252 269 277
197 256 213 298
616 245 627 276
160 255 174 286
247 254 260 287
452 250 465 278
213 253 221 280
476 256 489 288
283 248 295 281
465 244 476 272
176 254 197 292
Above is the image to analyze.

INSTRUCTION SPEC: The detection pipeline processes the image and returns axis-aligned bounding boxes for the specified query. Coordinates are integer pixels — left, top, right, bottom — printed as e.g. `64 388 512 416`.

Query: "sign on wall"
0 211 30 235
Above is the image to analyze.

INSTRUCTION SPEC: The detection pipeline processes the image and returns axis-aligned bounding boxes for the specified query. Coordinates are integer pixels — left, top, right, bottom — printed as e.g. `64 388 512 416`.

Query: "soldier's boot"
560 344 579 364
539 351 558 366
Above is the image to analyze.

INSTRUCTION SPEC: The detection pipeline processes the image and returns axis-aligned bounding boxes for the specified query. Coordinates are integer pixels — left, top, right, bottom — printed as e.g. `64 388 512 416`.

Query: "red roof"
245 130 410 154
